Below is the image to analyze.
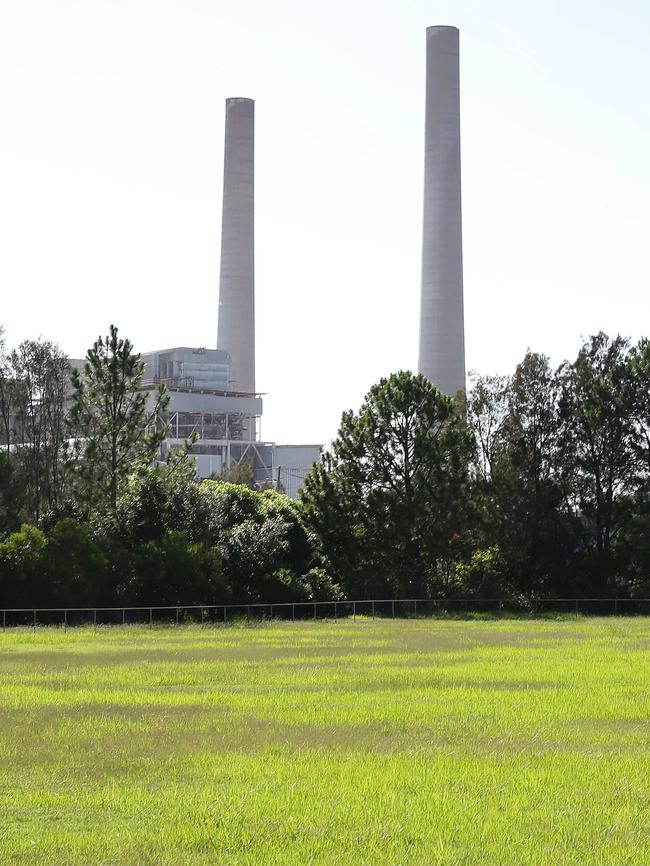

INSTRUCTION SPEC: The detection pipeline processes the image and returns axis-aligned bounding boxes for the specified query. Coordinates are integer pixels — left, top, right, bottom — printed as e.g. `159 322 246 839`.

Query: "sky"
1 0 649 446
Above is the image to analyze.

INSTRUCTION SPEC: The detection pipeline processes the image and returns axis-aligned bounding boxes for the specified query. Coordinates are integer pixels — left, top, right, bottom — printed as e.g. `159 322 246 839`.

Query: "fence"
2 597 650 630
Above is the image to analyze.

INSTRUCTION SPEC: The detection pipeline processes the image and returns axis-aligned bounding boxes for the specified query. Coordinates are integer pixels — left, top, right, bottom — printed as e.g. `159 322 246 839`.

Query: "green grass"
1 617 649 865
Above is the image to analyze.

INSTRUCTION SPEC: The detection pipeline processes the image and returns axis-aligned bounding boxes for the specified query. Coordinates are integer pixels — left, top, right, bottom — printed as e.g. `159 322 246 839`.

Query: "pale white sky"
1 0 649 445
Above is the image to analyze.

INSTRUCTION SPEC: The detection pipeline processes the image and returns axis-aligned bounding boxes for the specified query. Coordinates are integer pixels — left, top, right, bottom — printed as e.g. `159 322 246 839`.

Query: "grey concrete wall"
418 26 466 396
217 97 255 393
144 389 262 416
272 444 322 471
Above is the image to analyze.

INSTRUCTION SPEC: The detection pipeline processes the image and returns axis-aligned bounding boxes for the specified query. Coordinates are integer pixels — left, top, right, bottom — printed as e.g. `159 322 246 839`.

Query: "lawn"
0 617 649 865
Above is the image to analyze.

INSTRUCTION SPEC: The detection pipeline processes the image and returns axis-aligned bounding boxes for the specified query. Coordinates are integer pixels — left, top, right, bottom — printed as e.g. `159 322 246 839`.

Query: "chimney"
418 26 466 396
217 97 255 393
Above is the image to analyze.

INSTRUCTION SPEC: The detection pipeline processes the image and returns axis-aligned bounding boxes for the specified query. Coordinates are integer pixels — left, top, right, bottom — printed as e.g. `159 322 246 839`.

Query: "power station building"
131 341 319 497
71 24 466 491
72 97 321 498
138 97 320 496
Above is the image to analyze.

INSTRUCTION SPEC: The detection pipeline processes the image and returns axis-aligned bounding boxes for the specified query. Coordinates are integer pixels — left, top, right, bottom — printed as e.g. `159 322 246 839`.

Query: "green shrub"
124 531 230 606
0 524 47 606
47 518 109 606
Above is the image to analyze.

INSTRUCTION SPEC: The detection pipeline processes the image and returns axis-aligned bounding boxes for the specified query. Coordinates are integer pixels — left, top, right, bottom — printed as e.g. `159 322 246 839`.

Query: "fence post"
150 608 153 627
201 607 204 626
614 597 618 616
93 609 97 628
270 605 273 620
353 601 356 622
313 602 317 620
575 599 579 617
176 607 179 627
414 599 417 617
292 604 295 621
122 608 126 626
392 600 395 618
33 609 36 632
372 600 375 620
334 601 337 620
2 610 5 631
64 609 67 632
223 605 227 624
247 606 250 623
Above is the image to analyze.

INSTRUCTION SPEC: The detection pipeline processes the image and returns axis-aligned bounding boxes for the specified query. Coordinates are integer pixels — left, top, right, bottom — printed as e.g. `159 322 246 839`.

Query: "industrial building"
135 97 320 496
136 344 318 496
70 24 465 492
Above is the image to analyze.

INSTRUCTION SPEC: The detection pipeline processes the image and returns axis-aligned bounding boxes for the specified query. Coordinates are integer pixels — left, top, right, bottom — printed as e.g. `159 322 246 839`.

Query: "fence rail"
2 597 650 629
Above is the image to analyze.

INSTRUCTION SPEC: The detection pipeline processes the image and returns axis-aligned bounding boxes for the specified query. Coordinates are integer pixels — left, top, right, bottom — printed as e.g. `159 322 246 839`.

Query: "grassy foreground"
1 618 649 865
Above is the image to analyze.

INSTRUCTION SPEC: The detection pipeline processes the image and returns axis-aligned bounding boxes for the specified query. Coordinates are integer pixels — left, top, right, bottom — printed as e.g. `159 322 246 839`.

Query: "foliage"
0 336 70 523
452 546 511 598
68 325 170 513
0 451 25 537
46 518 109 606
468 353 578 596
5 315 650 607
0 524 48 606
218 458 256 489
114 464 212 546
298 567 346 601
558 334 637 564
302 371 474 598
124 531 229 606
198 480 316 602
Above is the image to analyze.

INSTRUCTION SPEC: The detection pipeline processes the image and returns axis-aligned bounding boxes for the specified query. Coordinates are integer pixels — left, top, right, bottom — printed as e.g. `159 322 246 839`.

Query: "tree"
0 452 25 536
301 371 474 598
219 458 256 489
126 531 228 606
557 333 638 589
9 338 70 521
465 372 510 487
200 480 317 601
0 524 48 606
0 326 12 453
46 518 109 606
467 352 576 597
68 325 170 513
627 338 650 474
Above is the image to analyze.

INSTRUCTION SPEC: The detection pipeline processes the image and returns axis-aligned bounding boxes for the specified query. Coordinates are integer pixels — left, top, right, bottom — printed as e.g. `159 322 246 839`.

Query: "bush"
200 481 323 602
123 531 229 606
47 518 108 606
453 546 511 599
0 452 25 537
0 524 47 606
298 567 346 601
114 469 212 545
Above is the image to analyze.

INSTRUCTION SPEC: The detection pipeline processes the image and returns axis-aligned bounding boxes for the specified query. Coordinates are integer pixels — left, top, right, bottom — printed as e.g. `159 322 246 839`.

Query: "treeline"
1 323 649 608
302 332 650 603
0 325 335 607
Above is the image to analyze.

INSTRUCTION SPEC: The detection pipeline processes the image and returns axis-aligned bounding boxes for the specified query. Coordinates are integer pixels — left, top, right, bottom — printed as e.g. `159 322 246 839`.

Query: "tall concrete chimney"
418 26 466 396
217 97 255 393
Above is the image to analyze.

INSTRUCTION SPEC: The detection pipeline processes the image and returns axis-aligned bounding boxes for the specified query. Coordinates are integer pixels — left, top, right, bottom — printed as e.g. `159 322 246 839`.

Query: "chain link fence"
2 597 650 629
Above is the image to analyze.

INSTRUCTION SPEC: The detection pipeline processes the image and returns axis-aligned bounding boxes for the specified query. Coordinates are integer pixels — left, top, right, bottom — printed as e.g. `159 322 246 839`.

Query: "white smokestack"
418 26 466 396
217 97 255 393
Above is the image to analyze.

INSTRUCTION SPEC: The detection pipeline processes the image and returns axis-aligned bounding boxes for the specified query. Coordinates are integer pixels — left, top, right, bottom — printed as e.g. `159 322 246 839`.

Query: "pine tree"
301 371 474 598
69 325 170 512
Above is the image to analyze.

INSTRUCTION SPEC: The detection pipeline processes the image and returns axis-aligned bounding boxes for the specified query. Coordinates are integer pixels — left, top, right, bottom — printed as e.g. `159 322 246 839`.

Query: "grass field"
1 617 649 865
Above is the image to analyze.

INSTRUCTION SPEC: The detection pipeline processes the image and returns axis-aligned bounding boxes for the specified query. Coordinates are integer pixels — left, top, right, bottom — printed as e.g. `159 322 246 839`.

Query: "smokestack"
217 97 255 393
418 26 466 396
